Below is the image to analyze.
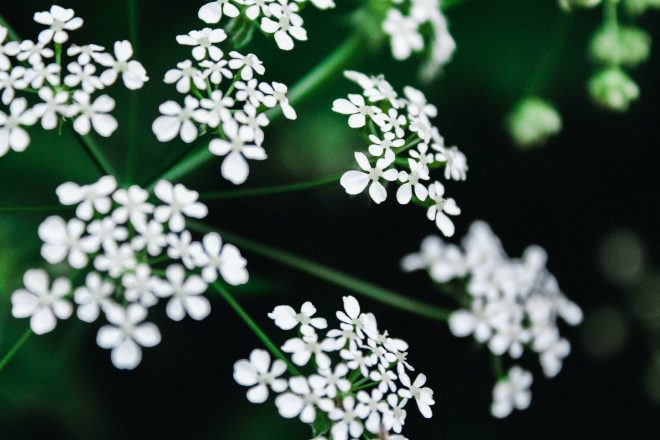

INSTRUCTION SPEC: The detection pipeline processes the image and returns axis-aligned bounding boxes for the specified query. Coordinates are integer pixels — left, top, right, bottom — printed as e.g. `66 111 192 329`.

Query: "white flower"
5 40 54 65
164 60 206 94
259 81 297 120
380 108 407 138
192 232 249 285
436 146 468 181
11 269 72 335
234 104 269 145
397 373 434 418
488 321 531 358
332 94 382 128
97 40 149 89
0 97 36 157
282 333 334 368
96 304 161 370
309 0 336 9
448 299 493 343
275 376 327 423
308 363 351 398
67 43 105 65
404 86 437 118
122 264 159 307
234 78 265 106
382 394 408 434
131 220 167 256
340 152 397 204
112 185 154 226
233 348 288 403
153 264 210 321
209 120 267 185
176 28 227 61
268 301 328 335
166 231 197 269
228 51 265 80
340 346 376 377
368 132 404 162
0 66 29 104
370 364 398 394
243 0 275 20
94 241 137 278
0 27 10 70
25 62 60 88
426 181 460 237
154 180 208 232
383 9 423 60
87 217 128 247
64 62 104 93
491 366 532 418
396 159 430 204
200 53 233 86
260 1 308 51
74 272 114 322
69 91 118 137
32 87 68 130
357 388 389 434
33 5 83 44
152 96 206 143
56 175 117 221
38 215 99 268
198 0 241 24
538 337 571 378
328 396 367 440
200 90 234 127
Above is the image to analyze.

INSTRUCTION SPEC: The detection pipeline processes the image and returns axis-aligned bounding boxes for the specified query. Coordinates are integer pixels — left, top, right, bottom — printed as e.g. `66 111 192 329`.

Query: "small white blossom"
209 120 267 185
340 152 398 204
152 96 206 143
153 264 210 321
0 97 36 157
234 349 288 403
38 215 99 268
122 264 159 307
56 176 117 221
198 0 241 24
383 9 423 60
112 185 154 226
64 62 104 93
97 40 149 89
268 301 328 335
69 91 118 137
426 181 460 237
192 232 249 285
398 373 434 418
32 87 68 130
491 366 533 418
33 5 83 44
74 272 114 322
260 1 308 51
259 81 297 120
176 28 227 61
154 180 208 232
164 60 206 94
228 51 265 80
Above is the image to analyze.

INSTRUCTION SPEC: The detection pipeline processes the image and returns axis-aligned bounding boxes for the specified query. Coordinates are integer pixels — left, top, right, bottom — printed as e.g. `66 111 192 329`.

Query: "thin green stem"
211 282 301 376
190 222 451 322
490 353 505 380
0 328 31 372
126 0 140 183
147 32 363 187
524 14 574 97
351 381 379 392
0 14 20 41
201 174 342 200
74 132 121 179
0 205 73 214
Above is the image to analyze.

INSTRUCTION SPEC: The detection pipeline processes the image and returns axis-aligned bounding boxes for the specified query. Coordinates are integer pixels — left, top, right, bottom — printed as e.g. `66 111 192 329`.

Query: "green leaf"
311 411 332 437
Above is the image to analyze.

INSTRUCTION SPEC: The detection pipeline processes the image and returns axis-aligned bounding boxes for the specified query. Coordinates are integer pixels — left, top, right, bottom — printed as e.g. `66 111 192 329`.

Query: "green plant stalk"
0 328 31 372
490 353 505 380
148 32 363 187
190 221 451 322
200 174 342 200
211 282 301 376
126 0 140 183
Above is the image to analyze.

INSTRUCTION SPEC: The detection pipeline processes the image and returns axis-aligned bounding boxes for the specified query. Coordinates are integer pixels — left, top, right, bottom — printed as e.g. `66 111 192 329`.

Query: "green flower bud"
588 68 639 111
590 25 651 67
559 0 603 11
507 98 562 148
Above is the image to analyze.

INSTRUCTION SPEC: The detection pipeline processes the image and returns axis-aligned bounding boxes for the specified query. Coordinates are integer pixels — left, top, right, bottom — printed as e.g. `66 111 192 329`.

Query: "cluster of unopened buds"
334 70 467 237
234 296 434 440
0 5 148 157
152 10 299 185
402 221 583 417
10 175 249 369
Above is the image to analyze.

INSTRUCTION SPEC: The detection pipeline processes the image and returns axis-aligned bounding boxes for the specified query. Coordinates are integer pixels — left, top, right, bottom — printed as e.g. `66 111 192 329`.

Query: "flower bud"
590 25 651 67
507 98 562 148
588 68 639 112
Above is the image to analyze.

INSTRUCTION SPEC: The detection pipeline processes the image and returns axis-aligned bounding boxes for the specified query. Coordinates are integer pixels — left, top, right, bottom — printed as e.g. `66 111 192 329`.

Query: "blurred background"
0 0 659 438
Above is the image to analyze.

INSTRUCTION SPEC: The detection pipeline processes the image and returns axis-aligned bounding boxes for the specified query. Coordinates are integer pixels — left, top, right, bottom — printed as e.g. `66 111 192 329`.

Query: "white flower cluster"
334 71 467 237
402 221 583 418
382 0 456 80
234 296 435 440
0 5 148 157
10 176 249 370
152 17 297 185
197 0 335 51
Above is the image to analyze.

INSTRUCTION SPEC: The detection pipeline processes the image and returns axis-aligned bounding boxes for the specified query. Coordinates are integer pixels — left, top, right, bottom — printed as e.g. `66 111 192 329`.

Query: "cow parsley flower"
69 91 118 137
340 152 398 204
33 5 83 44
403 221 582 417
198 0 242 23
209 120 267 184
152 97 206 143
234 296 435 438
10 176 249 369
96 40 149 89
260 1 308 51
11 269 72 335
0 97 37 157
176 28 227 61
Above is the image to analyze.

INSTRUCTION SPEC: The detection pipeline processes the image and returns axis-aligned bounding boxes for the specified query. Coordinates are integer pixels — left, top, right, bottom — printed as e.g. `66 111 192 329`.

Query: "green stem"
0 14 19 41
0 205 72 214
211 282 301 376
126 0 140 183
190 222 451 322
524 14 574 97
490 353 505 380
147 32 362 187
74 132 121 179
0 328 31 372
351 381 379 392
201 174 342 200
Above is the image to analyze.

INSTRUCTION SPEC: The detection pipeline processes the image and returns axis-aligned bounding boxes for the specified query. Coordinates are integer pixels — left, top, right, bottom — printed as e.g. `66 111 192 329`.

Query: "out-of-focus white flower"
198 0 242 24
176 28 227 61
0 97 36 157
152 96 206 143
260 1 308 51
74 272 114 322
97 40 149 89
233 349 288 403
154 180 208 232
491 366 533 418
68 91 118 137
38 215 99 268
56 176 117 221
192 232 249 285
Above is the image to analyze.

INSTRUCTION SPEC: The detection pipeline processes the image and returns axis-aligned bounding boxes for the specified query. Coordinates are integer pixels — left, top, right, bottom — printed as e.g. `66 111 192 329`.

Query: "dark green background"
1 0 658 438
